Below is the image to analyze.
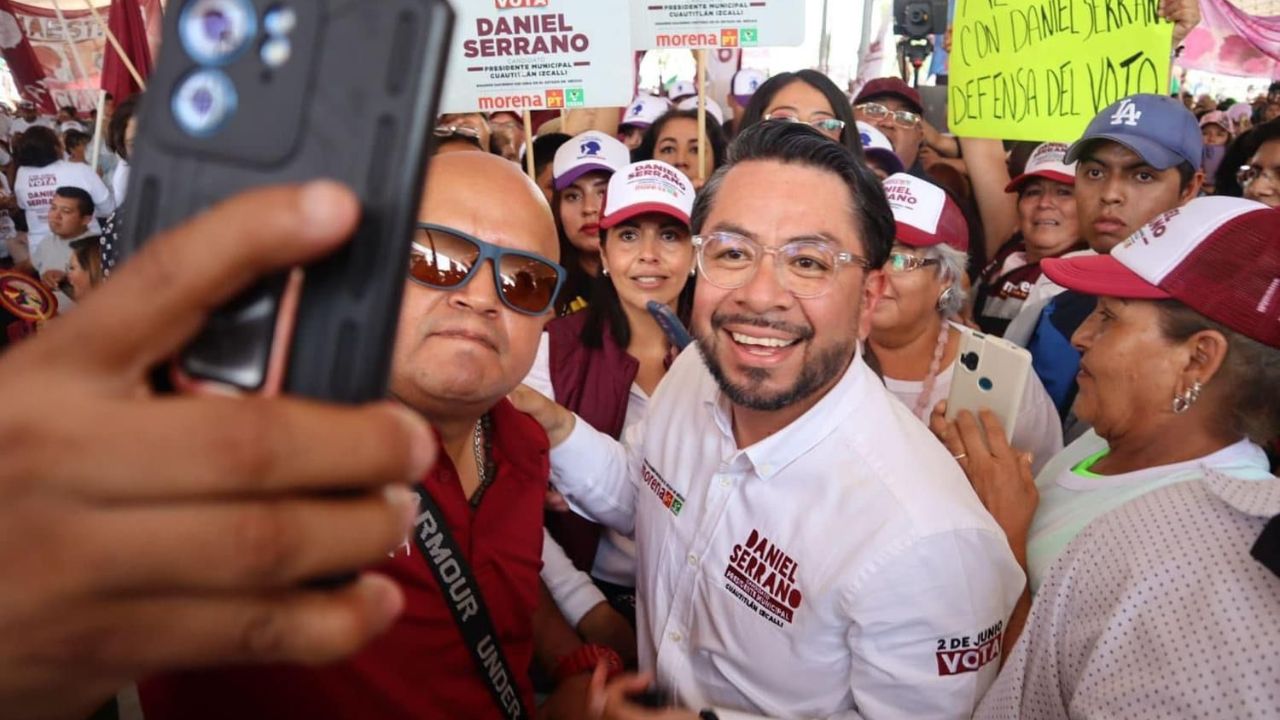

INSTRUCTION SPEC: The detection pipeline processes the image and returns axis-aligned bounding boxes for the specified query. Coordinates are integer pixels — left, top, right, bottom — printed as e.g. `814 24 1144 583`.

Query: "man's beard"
696 310 857 412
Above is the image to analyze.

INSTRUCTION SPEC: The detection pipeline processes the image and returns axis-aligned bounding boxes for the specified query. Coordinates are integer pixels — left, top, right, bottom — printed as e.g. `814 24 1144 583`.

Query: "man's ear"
857 269 887 340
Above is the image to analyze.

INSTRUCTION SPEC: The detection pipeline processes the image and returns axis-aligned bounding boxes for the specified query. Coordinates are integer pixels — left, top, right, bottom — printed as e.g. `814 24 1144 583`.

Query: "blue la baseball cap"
1065 94 1202 171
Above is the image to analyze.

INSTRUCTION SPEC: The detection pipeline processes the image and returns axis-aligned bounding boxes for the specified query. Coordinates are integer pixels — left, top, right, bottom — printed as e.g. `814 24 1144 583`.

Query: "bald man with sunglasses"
141 152 604 720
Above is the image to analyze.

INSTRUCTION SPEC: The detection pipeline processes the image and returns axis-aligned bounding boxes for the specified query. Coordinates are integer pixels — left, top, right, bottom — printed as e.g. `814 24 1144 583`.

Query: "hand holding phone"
121 0 454 403
944 330 1032 442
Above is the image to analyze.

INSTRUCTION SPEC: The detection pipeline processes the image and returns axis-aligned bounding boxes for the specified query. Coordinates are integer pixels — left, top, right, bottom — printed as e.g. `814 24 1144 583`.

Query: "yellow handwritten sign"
948 0 1173 142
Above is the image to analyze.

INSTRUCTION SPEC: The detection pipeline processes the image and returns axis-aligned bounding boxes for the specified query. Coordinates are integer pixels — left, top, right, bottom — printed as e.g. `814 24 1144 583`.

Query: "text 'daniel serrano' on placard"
441 0 633 113
948 0 1173 142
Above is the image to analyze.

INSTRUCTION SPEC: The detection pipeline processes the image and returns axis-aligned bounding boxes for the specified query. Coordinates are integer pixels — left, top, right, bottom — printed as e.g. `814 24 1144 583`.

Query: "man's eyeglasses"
854 102 922 129
763 112 847 138
408 224 565 316
886 251 940 274
692 231 869 298
1237 165 1280 187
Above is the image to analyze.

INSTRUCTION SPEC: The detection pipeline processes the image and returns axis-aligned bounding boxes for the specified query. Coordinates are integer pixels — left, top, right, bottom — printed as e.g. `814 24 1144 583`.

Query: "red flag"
0 0 56 112
100 0 152 102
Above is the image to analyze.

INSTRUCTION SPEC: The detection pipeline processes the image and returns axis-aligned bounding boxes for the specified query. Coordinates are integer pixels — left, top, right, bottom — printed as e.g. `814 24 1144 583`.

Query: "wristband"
553 643 624 684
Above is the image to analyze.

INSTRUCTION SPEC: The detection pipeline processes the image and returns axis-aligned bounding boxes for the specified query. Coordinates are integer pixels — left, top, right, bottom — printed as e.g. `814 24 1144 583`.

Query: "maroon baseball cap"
1042 197 1280 349
855 78 923 114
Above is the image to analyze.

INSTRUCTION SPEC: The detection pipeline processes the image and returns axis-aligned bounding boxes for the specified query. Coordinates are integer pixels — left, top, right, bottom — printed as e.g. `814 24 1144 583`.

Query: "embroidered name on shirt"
935 620 1002 676
641 461 685 516
724 528 803 627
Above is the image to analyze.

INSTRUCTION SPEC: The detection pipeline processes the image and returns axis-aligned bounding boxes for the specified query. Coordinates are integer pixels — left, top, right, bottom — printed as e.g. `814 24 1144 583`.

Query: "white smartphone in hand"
945 330 1032 441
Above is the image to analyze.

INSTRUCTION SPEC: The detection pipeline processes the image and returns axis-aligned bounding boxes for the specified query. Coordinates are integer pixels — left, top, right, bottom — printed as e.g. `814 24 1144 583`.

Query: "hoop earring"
1172 380 1203 414
936 285 960 313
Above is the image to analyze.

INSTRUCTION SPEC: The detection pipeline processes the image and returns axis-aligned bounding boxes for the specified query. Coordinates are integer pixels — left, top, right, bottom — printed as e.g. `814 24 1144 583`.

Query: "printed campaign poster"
631 0 805 50
948 0 1174 142
441 0 633 114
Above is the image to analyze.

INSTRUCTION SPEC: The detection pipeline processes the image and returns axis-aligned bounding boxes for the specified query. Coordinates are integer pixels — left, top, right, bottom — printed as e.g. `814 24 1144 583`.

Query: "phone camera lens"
263 5 297 36
978 377 994 392
179 0 257 66
172 68 238 137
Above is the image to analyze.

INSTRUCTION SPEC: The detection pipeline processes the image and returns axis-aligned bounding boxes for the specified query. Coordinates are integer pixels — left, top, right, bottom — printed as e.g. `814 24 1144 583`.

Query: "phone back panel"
120 0 454 402
945 330 1032 440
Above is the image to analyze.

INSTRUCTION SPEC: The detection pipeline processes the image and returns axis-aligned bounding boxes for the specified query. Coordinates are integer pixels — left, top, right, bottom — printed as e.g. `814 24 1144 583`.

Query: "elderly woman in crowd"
870 174 1062 473
935 196 1280 651
972 197 1280 718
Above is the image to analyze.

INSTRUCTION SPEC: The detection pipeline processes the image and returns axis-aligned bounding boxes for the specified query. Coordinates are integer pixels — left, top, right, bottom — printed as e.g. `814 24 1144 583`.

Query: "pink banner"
1178 0 1280 80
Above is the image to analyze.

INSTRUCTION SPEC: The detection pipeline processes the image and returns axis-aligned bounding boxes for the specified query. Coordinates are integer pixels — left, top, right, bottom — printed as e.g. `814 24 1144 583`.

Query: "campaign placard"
631 0 805 50
948 0 1173 142
441 0 634 114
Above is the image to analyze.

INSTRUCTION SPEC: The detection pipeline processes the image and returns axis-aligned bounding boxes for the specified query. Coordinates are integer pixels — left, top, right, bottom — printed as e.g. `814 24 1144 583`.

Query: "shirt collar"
1204 469 1280 519
702 346 871 481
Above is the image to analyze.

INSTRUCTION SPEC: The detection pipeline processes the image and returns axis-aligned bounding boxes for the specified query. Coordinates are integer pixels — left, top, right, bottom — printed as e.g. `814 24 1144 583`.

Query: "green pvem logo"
740 27 758 45
566 88 585 106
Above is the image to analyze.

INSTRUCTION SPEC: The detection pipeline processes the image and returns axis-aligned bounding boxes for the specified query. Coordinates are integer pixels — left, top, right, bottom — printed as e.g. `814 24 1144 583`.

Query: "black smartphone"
119 0 454 403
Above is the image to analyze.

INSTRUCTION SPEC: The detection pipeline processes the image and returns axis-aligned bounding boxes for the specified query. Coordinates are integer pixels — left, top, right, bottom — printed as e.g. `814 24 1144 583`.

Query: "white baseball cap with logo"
668 80 697 102
1006 142 1076 193
601 160 696 229
622 94 671 128
1042 196 1280 349
883 173 970 251
732 69 767 105
553 131 631 191
676 96 725 125
856 121 904 175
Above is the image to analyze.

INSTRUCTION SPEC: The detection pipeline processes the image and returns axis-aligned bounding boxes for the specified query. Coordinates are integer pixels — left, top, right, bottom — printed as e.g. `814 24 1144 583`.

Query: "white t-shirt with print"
15 160 115 237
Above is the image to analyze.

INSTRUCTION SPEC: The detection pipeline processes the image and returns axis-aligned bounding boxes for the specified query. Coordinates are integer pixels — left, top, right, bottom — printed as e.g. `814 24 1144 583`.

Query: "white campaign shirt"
15 160 115 237
550 347 1025 719
976 470 1280 719
882 326 1063 474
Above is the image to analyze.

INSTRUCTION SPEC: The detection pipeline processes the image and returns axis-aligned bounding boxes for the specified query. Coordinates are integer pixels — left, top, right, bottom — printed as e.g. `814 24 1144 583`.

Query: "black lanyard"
411 486 529 720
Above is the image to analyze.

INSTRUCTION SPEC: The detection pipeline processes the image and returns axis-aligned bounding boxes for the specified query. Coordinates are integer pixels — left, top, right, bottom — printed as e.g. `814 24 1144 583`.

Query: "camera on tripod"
892 0 947 84
893 0 948 39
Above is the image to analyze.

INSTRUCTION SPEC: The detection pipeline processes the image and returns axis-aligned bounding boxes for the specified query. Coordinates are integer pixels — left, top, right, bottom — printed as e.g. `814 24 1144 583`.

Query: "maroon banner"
100 0 152 102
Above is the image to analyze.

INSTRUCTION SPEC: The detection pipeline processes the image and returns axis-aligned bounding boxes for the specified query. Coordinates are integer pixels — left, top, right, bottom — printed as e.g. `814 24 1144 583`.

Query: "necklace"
472 415 489 487
912 322 952 421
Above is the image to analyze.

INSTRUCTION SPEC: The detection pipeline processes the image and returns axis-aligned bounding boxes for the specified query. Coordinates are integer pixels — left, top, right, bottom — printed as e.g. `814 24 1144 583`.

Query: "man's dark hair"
15 126 60 167
635 109 728 172
738 70 864 158
532 132 570 177
1175 160 1198 192
59 105 76 117
63 129 90 152
691 120 894 269
55 186 94 217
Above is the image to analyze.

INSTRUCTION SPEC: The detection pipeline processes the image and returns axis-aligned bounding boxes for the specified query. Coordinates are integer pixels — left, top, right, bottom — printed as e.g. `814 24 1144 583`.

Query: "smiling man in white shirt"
514 121 1025 720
